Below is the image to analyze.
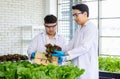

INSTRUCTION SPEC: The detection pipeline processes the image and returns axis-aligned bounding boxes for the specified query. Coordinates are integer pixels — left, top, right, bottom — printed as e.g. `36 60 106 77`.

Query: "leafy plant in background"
0 54 28 62
99 56 120 73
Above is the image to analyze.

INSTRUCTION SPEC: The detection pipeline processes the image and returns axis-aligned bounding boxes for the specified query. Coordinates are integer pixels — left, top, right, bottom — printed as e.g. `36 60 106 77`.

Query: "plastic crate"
34 53 58 65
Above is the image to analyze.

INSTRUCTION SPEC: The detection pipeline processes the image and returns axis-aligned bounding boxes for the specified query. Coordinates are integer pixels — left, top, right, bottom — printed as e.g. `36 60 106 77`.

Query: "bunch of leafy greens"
0 61 85 79
0 54 28 62
99 56 120 73
45 44 62 63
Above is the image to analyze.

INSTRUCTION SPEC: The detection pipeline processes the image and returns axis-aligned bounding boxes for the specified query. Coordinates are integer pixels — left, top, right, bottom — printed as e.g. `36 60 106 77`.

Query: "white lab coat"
65 20 98 79
27 32 66 58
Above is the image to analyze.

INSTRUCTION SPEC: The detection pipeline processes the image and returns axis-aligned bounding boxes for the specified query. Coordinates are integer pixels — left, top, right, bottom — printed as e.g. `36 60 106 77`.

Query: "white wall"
0 0 56 55
49 0 57 16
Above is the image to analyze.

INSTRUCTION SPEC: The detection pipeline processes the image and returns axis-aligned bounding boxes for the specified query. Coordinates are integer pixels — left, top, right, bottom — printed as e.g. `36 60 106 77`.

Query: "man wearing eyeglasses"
27 14 66 60
52 4 98 79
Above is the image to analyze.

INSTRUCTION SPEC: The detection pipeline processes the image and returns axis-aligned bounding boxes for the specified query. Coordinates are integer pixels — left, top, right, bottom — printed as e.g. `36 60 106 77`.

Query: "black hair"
72 4 89 17
44 14 57 23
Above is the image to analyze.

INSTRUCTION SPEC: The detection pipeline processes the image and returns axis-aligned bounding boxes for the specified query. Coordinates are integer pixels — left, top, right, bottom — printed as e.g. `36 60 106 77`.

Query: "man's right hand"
52 50 66 56
52 50 66 63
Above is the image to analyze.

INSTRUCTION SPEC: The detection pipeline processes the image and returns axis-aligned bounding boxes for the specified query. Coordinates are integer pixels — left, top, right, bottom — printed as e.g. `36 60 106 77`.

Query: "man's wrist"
66 52 69 56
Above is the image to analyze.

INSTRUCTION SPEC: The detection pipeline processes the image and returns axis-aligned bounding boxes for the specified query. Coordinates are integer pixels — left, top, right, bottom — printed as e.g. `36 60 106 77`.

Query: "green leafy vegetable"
0 61 85 79
99 56 120 73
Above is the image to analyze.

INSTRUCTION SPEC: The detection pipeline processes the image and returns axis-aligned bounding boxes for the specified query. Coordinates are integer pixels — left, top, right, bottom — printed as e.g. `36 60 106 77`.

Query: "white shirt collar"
43 31 59 39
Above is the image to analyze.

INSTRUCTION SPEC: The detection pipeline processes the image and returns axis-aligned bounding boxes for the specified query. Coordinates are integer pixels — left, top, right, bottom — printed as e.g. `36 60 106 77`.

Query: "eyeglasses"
73 13 82 17
45 24 56 28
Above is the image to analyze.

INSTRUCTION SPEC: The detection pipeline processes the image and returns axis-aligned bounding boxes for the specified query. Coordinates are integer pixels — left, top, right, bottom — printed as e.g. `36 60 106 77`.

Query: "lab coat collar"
84 20 91 27
42 31 59 39
78 20 90 30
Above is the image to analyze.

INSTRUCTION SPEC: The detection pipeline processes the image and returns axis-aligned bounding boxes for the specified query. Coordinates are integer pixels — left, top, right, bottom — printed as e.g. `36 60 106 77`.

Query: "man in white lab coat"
52 4 98 79
27 14 66 59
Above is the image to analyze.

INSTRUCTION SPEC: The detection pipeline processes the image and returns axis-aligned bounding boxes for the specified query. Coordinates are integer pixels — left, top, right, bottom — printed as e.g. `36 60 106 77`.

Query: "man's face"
72 9 85 26
44 23 57 36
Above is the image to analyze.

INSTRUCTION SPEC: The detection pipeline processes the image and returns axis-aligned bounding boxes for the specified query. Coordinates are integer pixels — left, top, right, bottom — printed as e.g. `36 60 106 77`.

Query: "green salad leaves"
99 56 120 73
0 61 84 79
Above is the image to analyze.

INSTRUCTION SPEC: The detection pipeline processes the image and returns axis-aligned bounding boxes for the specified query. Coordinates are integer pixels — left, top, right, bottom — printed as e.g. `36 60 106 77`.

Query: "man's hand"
52 50 65 56
31 52 35 59
52 50 66 63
